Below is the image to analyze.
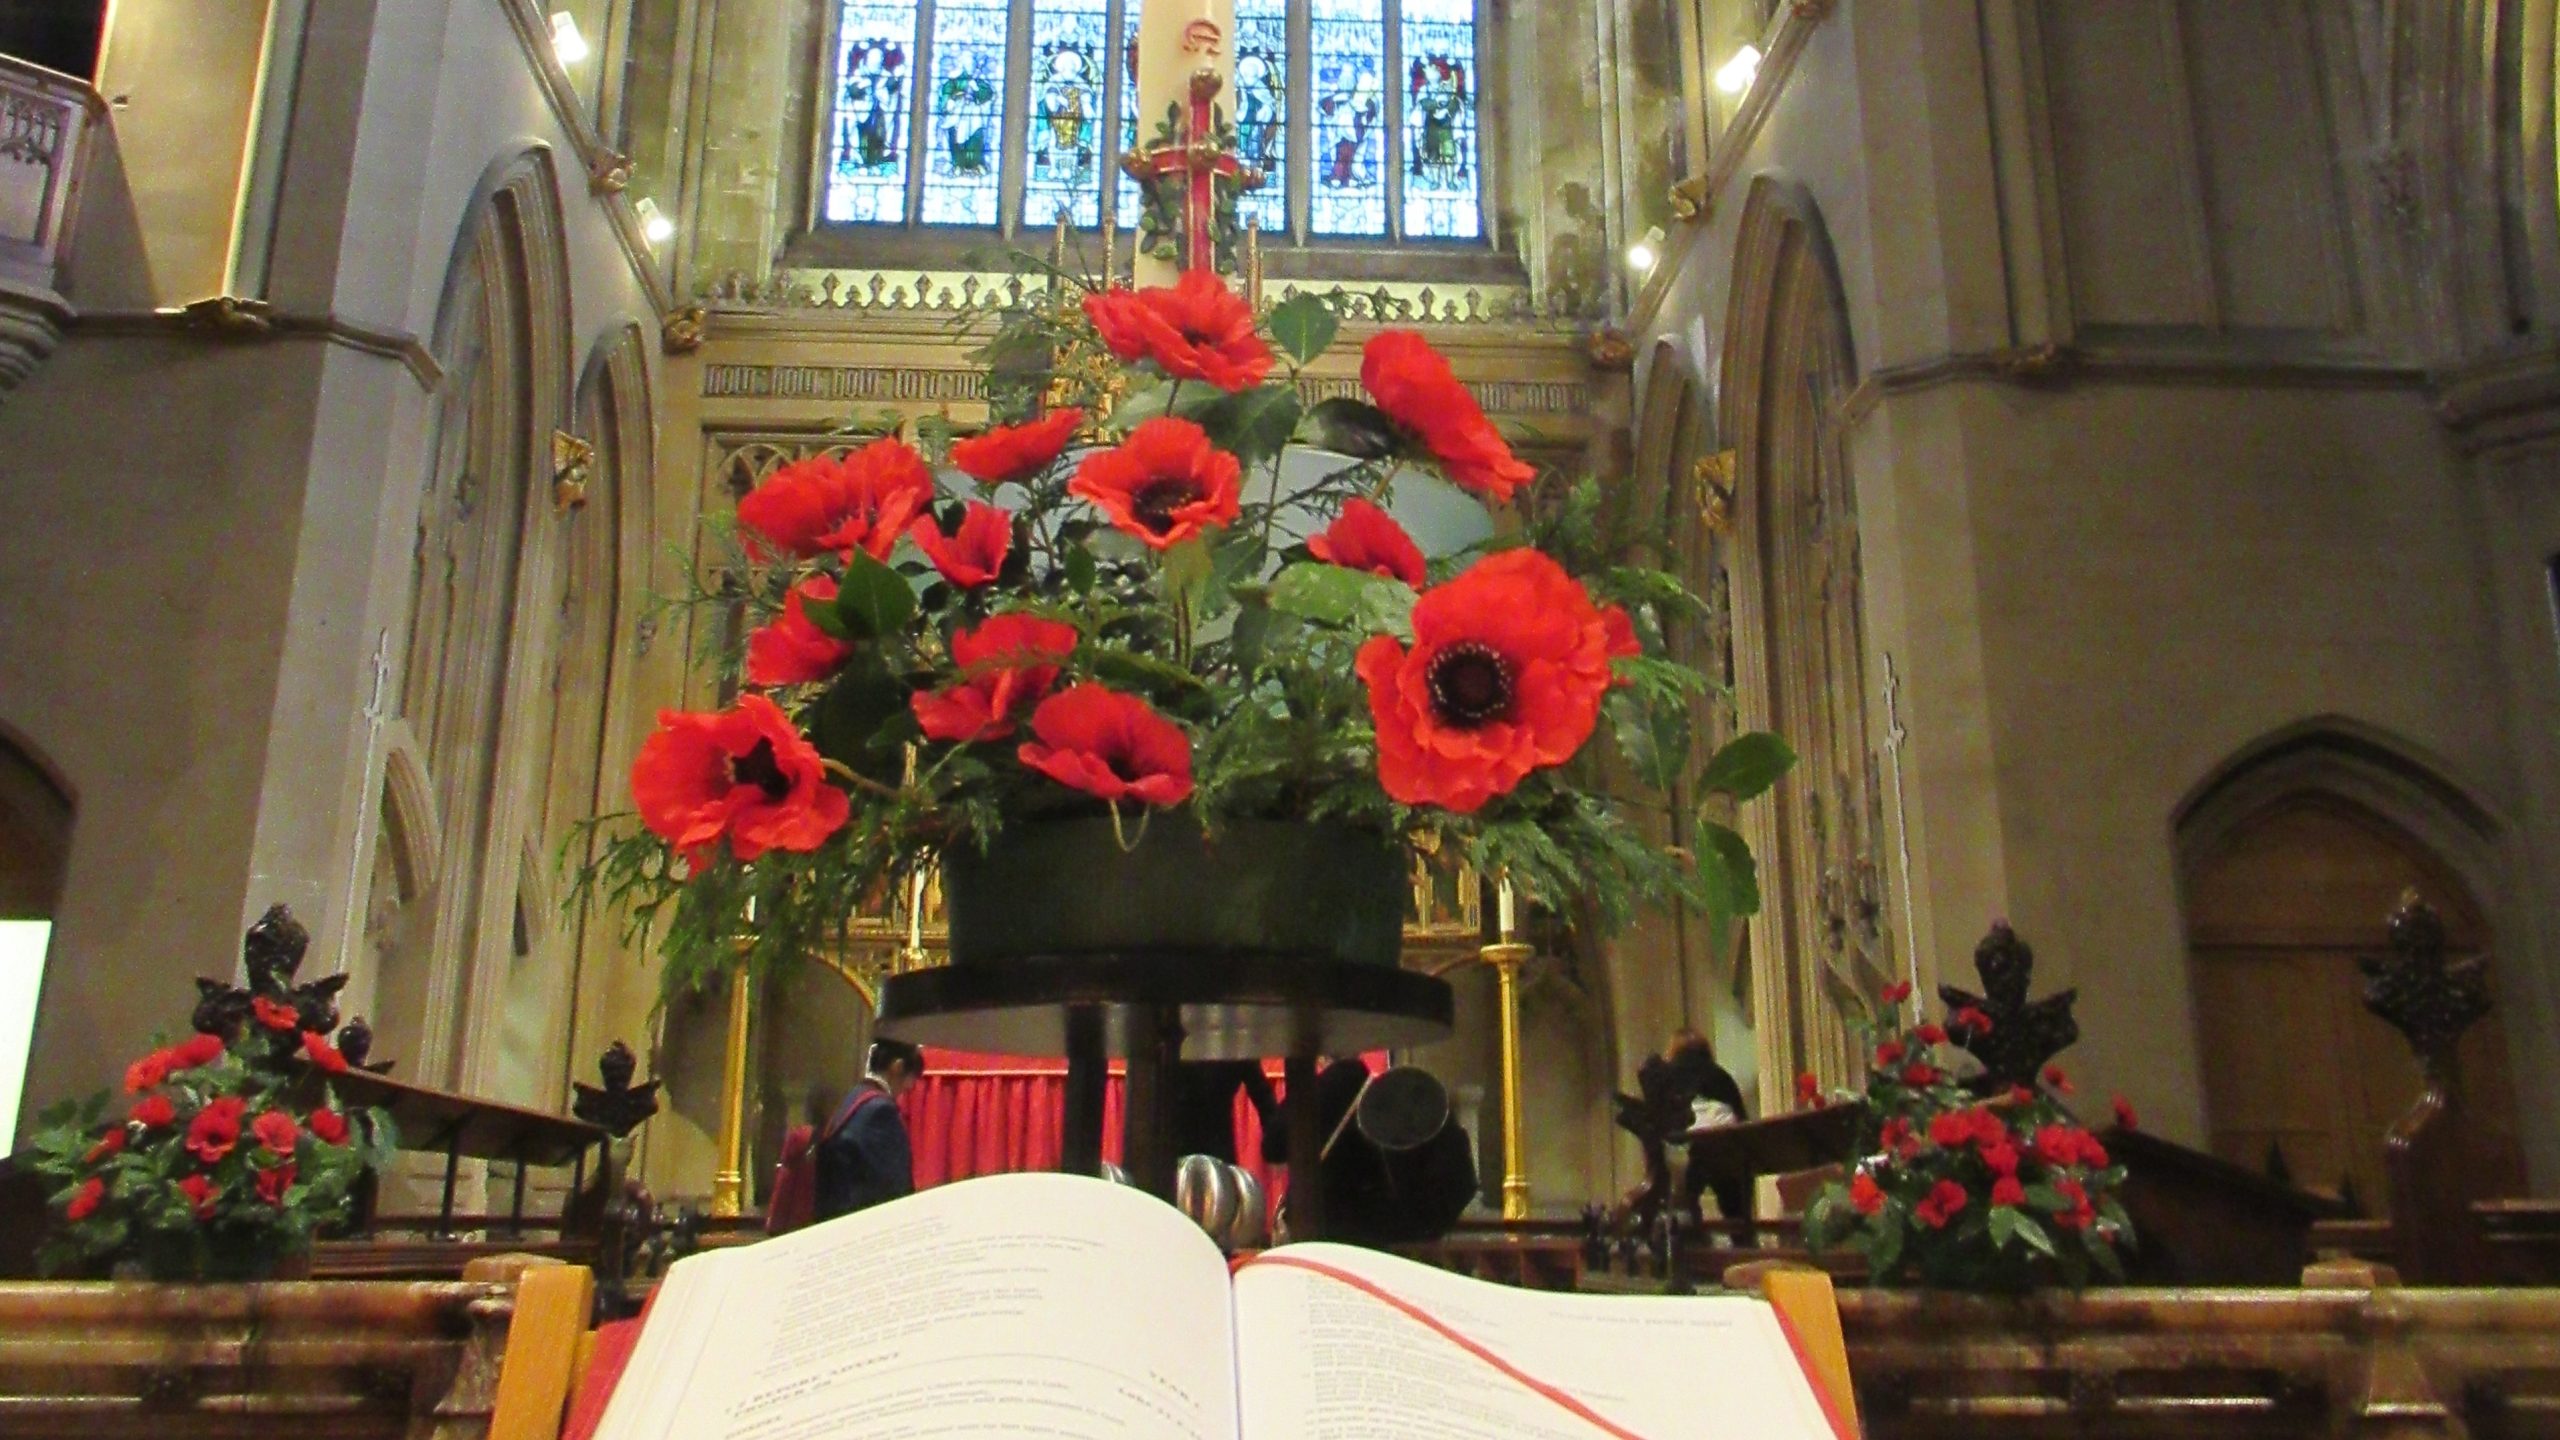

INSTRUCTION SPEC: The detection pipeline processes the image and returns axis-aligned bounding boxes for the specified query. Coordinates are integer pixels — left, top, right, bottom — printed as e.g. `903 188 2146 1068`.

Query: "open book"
592 1172 1850 1440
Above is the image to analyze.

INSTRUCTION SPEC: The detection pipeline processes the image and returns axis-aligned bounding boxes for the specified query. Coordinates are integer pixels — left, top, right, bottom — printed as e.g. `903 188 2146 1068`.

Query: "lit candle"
1496 878 1516 938
907 869 926 952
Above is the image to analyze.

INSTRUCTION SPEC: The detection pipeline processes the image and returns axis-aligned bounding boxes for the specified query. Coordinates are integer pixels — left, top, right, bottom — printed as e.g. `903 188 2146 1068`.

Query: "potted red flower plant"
582 271 1793 998
1800 980 2136 1291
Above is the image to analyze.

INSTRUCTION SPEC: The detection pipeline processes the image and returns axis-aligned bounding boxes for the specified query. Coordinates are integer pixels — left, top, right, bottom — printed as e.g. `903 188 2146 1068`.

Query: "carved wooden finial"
573 1040 663 1138
2359 889 2491 1063
1939 920 2080 1092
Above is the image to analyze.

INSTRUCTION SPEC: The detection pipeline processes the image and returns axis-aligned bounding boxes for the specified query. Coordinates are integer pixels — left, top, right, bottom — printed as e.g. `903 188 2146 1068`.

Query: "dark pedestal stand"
876 953 1453 1234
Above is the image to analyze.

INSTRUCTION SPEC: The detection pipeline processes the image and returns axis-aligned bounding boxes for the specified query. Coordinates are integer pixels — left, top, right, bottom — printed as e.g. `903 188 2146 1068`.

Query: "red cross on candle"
1123 68 1264 275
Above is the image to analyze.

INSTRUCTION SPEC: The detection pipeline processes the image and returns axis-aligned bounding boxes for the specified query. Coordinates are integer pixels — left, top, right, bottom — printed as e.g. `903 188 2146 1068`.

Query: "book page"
1230 1243 1841 1440
595 1173 1241 1440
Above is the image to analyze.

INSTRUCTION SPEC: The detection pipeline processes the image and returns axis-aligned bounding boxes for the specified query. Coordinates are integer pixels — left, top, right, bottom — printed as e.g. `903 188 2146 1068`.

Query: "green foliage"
1263 293 1340 367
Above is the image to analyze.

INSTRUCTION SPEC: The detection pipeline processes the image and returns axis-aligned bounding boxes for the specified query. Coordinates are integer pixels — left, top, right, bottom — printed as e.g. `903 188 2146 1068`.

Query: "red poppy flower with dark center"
735 438 938 561
169 1033 225 1069
745 576 856 687
1359 330 1536 503
186 1097 247 1165
307 1108 350 1145
178 1173 218 1219
910 501 1013 588
253 1110 300 1157
1083 272 1273 392
631 694 850 864
1070 417 1242 550
911 614 1079 744
130 1095 176 1129
255 1164 296 1206
1017 685 1194 807
66 1177 104 1222
251 996 299 1032
301 1031 350 1074
951 408 1085 485
1354 550 1620 813
1308 499 1427 588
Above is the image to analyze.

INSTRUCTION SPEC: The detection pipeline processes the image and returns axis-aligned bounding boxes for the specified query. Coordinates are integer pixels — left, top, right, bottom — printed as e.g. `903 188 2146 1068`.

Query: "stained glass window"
1023 0 1110 229
1398 0 1480 239
825 2 919 224
1310 0 1388 236
921 0 1007 225
1233 0 1289 233
1115 9 1141 226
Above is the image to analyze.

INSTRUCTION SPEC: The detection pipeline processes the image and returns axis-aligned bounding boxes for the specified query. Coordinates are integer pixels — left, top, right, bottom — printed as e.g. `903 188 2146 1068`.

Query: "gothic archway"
1718 175 1887 1099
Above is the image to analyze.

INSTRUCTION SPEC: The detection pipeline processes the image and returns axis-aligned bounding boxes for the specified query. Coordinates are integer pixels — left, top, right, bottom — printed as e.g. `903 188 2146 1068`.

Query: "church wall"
0 0 668 1129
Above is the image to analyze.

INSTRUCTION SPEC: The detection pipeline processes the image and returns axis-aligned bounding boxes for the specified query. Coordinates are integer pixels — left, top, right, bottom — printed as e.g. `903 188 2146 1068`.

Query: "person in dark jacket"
815 1038 926 1221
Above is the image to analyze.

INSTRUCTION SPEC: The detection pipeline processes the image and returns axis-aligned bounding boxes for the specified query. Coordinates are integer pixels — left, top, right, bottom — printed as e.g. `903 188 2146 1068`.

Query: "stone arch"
2172 719 2535 1208
1717 173 1885 1106
369 146 580 1097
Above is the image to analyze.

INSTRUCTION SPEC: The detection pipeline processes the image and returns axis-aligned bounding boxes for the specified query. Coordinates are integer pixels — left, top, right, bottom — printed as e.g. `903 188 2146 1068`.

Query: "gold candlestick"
708 966 753 1218
1485 934 1534 1221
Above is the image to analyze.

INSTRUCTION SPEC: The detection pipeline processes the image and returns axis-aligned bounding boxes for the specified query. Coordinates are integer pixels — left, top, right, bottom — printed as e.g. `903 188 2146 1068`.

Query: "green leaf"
808 660 910 770
1700 732 1798 802
1063 544 1098 594
1607 689 1690 796
1085 646 1208 697
1300 397 1402 459
1267 561 1416 638
1264 292 1340 365
1161 536 1213 601
1868 1214 1906 1279
1696 820 1762 922
1193 385 1303 469
834 550 917 641
2015 1215 2061 1258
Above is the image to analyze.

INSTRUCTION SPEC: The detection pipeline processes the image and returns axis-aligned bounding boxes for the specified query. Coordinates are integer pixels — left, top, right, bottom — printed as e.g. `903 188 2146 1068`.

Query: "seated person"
815 1039 927 1221
1665 1030 1754 1231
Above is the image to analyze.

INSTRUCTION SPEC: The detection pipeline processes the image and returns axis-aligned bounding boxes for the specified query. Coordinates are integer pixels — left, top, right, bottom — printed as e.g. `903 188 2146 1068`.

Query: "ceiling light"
1714 44 1762 96
550 12 591 66
635 197 675 245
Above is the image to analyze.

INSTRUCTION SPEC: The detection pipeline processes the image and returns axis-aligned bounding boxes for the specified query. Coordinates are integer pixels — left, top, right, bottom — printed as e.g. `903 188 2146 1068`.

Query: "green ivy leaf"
1264 292 1340 366
1300 397 1402 460
1696 819 1762 922
1267 561 1416 638
1700 731 1798 802
1193 385 1303 470
834 550 917 641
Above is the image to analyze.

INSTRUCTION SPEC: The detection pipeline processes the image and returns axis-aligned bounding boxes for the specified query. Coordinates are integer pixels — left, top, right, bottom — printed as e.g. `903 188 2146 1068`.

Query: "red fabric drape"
897 1048 1380 1207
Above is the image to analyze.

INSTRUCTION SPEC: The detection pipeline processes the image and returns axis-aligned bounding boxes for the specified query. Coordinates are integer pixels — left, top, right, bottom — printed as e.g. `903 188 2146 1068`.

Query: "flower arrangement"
25 1011 395 1281
1799 981 2136 1291
583 267 1793 996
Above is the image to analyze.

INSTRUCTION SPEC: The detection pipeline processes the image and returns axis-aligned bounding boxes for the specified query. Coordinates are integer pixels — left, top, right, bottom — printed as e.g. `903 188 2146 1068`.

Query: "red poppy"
178 1173 219 1219
1308 499 1427 588
65 1177 104 1222
1017 685 1194 807
1881 980 1913 1005
1849 1171 1886 1216
1952 1006 1994 1036
1359 330 1535 503
736 438 938 561
306 1107 350 1145
745 576 856 687
129 1095 176 1129
300 1030 351 1075
1083 272 1273 391
631 694 851 864
910 502 1013 588
254 1163 296 1207
1355 550 1619 813
1070 417 1243 551
169 1033 226 1069
952 408 1085 485
2111 1095 2139 1132
1990 1176 2027 1208
252 1110 300 1157
1915 1022 1947 1046
124 1050 171 1094
2043 1064 2073 1094
911 614 1078 744
186 1097 247 1165
84 1129 125 1164
251 996 300 1031
1873 1039 1906 1069
1914 1178 1971 1230
1601 606 1640 664
1793 1072 1822 1108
